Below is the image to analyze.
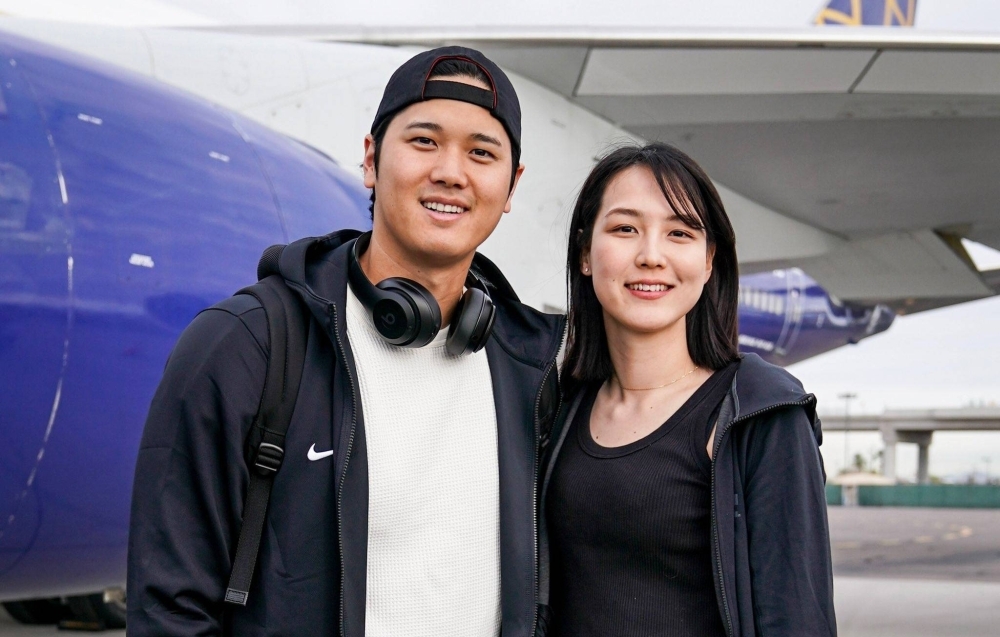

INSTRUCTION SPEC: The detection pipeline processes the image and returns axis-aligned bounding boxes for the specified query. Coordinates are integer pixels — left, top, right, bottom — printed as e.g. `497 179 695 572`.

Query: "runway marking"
939 527 974 541
834 528 976 549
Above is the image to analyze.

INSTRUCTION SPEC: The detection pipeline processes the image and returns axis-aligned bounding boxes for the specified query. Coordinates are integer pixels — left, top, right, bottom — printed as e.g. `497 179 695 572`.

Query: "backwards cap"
371 46 521 156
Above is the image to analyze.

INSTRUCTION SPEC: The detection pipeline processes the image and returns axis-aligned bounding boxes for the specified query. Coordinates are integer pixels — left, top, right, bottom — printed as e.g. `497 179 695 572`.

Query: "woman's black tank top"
547 362 738 636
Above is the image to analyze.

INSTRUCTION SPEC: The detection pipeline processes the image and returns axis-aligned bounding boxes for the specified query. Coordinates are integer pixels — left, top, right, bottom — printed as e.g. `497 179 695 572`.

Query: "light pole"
839 392 857 473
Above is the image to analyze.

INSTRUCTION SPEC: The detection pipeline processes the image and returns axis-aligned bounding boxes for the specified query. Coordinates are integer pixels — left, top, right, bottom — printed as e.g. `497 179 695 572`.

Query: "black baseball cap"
371 46 521 156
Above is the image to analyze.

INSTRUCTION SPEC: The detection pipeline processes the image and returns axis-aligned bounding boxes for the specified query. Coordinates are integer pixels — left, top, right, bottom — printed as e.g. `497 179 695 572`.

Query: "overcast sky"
789 240 1000 480
790 249 1000 480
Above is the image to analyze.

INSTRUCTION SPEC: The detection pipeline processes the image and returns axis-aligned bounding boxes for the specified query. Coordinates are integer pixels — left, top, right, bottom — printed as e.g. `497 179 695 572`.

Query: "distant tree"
852 453 868 473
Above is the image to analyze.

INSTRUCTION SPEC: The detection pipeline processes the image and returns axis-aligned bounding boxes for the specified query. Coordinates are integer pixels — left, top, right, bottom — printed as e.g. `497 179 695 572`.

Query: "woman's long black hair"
561 142 740 385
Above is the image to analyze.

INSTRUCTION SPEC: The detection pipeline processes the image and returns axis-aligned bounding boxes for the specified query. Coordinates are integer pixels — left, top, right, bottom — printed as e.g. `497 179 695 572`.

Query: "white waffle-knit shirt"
345 287 501 637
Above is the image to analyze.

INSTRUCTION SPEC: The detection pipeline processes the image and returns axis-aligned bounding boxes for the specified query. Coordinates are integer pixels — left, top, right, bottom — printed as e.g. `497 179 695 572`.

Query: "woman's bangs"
651 164 708 234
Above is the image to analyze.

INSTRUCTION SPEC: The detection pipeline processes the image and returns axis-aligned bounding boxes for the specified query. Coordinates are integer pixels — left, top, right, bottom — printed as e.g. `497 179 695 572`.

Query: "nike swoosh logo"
307 443 334 461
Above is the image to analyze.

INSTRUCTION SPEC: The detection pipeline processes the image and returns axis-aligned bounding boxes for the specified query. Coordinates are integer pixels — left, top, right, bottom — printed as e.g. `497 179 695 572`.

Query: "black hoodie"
540 354 837 637
127 230 565 636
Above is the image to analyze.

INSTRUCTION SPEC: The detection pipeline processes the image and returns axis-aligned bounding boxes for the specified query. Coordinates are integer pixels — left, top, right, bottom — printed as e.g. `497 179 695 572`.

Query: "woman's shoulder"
728 355 824 467
731 353 816 420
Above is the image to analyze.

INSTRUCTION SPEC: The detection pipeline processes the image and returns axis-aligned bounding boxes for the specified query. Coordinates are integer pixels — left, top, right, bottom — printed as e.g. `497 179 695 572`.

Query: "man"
127 47 564 636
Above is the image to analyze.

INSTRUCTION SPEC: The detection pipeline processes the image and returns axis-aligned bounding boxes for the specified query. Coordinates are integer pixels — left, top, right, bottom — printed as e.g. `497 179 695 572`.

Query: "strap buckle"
253 442 284 476
225 589 249 606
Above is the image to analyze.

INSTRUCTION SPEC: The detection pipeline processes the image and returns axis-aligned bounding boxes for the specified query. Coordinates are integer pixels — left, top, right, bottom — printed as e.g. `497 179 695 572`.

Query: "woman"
541 143 835 636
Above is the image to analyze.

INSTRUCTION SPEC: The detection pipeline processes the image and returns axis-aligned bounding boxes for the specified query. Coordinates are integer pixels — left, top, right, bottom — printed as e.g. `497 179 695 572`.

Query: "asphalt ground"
2 506 998 635
828 505 1000 581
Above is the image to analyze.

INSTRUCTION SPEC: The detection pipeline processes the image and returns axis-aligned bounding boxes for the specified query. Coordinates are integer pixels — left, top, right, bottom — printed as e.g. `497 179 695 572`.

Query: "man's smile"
422 199 469 214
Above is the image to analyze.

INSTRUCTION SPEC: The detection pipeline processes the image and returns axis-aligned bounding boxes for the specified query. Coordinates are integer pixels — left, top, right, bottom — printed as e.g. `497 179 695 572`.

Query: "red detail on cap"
422 55 498 110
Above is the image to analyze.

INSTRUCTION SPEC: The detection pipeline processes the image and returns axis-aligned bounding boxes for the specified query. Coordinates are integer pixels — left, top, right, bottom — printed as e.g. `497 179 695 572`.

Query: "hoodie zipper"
710 397 814 637
530 351 561 637
328 302 359 637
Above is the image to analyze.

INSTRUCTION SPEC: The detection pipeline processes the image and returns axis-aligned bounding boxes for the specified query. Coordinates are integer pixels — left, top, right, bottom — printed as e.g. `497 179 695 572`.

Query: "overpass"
821 407 1000 483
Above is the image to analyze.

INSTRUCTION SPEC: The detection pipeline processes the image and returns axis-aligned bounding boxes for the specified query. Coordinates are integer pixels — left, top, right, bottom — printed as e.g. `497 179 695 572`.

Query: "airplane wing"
250 25 1000 315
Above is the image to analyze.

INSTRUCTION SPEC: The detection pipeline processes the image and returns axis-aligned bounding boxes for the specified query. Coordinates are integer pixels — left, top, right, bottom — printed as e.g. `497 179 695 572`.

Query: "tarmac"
827 505 1000 582
828 506 1000 637
2 506 998 636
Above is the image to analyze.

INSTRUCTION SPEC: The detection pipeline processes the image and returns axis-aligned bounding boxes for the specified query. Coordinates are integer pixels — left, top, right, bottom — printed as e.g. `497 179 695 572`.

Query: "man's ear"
503 163 527 214
363 134 377 189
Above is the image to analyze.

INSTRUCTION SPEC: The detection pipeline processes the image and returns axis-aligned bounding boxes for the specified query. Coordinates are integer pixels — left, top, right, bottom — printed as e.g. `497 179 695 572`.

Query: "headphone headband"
347 233 384 315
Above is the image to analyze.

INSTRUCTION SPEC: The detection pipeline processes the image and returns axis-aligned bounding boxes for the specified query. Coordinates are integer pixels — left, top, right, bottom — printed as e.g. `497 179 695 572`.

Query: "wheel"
2 598 67 624
66 588 126 629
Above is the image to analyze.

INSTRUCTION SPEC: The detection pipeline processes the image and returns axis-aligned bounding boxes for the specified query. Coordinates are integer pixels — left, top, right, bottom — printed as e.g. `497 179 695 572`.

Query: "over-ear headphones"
347 232 496 356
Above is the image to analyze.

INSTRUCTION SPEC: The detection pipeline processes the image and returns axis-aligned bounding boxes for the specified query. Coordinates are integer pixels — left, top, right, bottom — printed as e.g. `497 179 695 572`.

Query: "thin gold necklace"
615 365 699 391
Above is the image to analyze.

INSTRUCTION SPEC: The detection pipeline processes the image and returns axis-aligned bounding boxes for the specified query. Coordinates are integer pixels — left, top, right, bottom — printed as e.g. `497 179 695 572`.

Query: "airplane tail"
815 0 917 26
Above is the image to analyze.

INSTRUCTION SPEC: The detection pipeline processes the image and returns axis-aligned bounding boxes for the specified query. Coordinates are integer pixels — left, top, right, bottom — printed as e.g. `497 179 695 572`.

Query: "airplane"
2 0 998 627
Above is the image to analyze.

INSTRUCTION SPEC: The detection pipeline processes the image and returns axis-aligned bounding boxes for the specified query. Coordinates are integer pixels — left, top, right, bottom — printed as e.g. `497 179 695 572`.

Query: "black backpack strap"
224 272 309 606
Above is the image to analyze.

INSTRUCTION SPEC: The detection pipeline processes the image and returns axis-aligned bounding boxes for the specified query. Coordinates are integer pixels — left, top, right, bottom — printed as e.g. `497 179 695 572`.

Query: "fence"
826 484 1000 508
825 484 842 505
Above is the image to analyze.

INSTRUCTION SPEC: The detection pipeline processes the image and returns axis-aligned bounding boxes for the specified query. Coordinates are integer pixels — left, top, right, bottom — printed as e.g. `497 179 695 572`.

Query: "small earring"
582 266 590 274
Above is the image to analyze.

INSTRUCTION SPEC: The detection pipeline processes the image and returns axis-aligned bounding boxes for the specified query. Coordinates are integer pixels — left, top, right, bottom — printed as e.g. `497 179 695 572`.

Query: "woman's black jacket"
539 354 837 637
126 230 565 636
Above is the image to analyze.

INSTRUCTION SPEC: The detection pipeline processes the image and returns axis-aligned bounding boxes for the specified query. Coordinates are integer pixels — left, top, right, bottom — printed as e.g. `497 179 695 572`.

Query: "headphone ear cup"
377 278 441 347
446 287 495 356
366 285 417 345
